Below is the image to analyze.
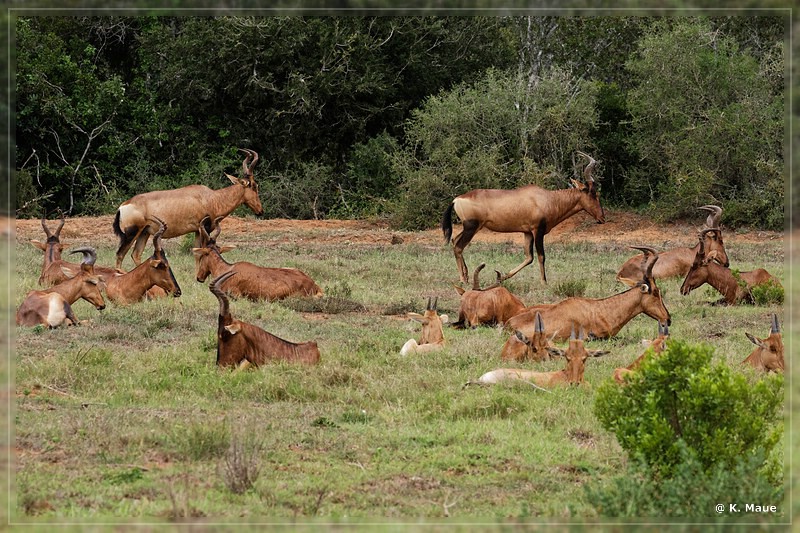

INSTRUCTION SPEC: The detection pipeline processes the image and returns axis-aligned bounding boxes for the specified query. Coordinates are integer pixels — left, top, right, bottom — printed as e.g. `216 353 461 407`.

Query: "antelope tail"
112 210 124 240
442 202 455 245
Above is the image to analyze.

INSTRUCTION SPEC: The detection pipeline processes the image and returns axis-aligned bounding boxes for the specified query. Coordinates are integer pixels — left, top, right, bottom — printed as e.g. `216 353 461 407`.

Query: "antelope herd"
17 149 784 390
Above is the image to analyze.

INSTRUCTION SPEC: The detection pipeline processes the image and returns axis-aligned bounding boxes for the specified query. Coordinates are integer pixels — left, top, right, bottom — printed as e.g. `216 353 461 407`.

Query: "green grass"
11 227 788 524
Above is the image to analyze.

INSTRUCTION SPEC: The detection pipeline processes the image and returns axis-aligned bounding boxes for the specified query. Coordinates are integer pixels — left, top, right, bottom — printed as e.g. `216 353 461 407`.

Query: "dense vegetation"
15 16 786 228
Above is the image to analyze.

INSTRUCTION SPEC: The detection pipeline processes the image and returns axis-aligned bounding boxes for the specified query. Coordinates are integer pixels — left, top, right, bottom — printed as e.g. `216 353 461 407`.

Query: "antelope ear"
225 173 239 185
617 277 637 287
219 245 237 253
87 277 101 286
149 258 163 268
191 248 204 256
570 178 584 189
587 349 610 358
745 332 765 348
407 312 429 325
547 347 566 358
224 323 241 335
453 285 466 296
514 330 530 345
31 240 47 251
61 265 76 279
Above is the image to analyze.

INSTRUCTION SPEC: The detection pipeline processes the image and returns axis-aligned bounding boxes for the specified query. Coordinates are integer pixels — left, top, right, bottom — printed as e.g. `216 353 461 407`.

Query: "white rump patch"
400 339 418 356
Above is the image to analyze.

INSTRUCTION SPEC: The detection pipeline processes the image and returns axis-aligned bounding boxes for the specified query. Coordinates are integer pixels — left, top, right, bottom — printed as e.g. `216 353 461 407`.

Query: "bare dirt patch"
11 210 785 249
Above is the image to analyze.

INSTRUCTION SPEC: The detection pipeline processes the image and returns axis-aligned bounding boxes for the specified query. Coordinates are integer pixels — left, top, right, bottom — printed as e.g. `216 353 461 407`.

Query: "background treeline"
15 16 786 230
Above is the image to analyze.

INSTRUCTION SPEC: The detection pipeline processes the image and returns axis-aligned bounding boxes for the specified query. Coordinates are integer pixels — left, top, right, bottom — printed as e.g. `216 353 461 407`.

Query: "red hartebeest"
616 205 730 285
680 229 781 305
742 314 784 372
192 220 322 301
16 247 106 327
105 217 181 304
113 149 263 268
501 246 670 361
613 322 670 384
502 312 563 363
400 297 448 356
211 271 321 369
442 151 605 284
466 324 608 388
452 263 527 329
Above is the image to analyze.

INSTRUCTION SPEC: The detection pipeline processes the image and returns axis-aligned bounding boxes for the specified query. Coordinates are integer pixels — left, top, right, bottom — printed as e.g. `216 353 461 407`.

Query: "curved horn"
239 149 253 175
472 263 486 290
576 150 597 182
68 246 97 266
534 312 544 334
771 313 780 334
210 270 237 317
149 216 167 253
698 205 722 229
630 245 658 275
54 209 65 237
211 216 224 240
426 296 432 311
40 210 52 239
432 296 438 312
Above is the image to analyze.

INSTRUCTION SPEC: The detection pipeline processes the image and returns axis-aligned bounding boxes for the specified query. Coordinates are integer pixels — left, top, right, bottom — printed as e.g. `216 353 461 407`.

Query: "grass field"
8 215 790 526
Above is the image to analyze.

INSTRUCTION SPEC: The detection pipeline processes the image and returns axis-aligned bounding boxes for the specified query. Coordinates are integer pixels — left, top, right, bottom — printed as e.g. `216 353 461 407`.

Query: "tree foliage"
13 16 786 229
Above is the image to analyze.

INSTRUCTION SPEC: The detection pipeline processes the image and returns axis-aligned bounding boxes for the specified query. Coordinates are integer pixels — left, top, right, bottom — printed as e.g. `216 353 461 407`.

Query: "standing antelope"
192 220 322 301
501 246 670 361
742 314 784 372
466 325 609 388
16 247 106 327
613 322 670 384
679 229 781 305
442 151 605 284
616 205 730 285
451 263 527 329
210 271 321 369
113 149 263 269
400 297 448 356
502 312 563 363
105 218 181 304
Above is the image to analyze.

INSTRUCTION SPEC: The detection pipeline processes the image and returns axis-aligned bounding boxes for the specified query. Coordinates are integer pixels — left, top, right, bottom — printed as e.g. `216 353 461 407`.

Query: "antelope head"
698 205 729 267
407 297 447 345
31 210 67 254
621 246 671 326
192 217 235 283
148 216 182 297
67 246 106 310
680 230 716 296
573 151 605 224
744 313 784 372
562 324 609 386
503 312 564 362
225 148 263 216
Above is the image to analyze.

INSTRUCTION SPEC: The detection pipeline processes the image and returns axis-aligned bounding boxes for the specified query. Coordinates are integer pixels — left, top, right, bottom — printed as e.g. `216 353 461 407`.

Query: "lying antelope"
16 247 106 327
400 297 448 356
613 322 670 384
105 218 181 304
680 229 781 305
451 263 526 329
32 211 170 300
211 271 320 369
113 149 263 269
502 312 562 363
742 314 784 372
616 205 729 285
501 246 670 361
466 325 608 388
442 151 605 284
192 220 322 301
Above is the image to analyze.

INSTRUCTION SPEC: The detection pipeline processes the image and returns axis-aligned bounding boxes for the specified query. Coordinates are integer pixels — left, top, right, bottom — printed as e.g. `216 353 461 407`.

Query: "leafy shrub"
751 279 784 306
594 339 784 478
584 444 784 518
589 339 784 517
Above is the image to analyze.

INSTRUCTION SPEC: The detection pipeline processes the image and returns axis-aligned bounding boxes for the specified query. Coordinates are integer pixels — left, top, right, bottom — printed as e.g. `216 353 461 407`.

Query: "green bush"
751 279 784 306
585 444 784 518
594 339 784 477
